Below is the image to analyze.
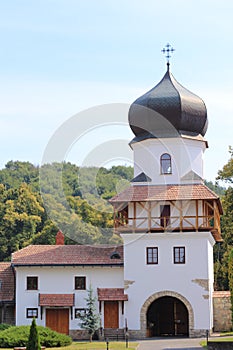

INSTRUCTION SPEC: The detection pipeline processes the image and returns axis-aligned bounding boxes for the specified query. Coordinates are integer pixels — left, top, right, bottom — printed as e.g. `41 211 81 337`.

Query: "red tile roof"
110 184 222 210
97 288 128 301
39 293 74 306
12 245 123 266
0 263 15 301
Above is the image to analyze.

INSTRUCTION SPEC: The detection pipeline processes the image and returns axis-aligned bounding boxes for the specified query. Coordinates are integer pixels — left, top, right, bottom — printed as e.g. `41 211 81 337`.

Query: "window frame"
26 308 38 318
146 247 158 265
173 246 186 264
74 276 86 290
26 276 38 290
75 308 87 318
160 153 172 174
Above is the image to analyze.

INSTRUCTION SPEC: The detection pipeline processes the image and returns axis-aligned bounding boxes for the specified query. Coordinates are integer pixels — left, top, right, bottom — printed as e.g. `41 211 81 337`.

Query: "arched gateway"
140 291 194 337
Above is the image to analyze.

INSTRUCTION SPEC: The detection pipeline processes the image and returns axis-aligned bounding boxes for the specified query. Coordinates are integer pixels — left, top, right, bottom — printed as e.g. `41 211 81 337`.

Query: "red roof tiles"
110 184 221 204
39 293 74 306
12 245 123 266
97 288 128 301
0 263 15 301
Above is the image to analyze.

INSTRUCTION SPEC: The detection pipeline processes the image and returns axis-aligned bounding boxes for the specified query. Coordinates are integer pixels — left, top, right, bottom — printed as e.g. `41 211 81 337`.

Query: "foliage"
0 323 12 331
26 318 41 350
229 249 233 326
213 147 233 290
78 286 100 342
217 146 233 184
0 325 72 348
0 161 132 260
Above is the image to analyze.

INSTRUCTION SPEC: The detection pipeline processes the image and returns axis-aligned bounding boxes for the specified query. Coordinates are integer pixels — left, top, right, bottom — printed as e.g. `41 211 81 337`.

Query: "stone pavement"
137 337 205 350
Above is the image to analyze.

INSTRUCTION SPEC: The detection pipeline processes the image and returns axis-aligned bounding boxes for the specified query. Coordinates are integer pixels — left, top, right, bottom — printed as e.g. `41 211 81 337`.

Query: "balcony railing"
114 214 219 234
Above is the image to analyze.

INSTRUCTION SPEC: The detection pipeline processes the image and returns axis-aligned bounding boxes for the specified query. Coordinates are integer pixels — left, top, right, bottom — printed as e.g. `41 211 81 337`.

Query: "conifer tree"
26 318 41 350
78 285 100 342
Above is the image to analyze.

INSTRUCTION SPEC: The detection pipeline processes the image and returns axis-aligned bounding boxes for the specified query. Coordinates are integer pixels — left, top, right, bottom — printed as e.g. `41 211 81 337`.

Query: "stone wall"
213 291 232 332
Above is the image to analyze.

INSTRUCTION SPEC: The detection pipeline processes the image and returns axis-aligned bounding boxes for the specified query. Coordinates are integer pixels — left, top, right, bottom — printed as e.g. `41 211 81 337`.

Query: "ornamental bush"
0 323 12 331
0 325 72 348
26 318 41 350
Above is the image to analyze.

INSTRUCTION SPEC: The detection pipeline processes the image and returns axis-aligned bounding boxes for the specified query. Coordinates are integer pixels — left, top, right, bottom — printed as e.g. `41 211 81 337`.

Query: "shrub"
26 318 41 350
0 323 12 331
0 325 72 348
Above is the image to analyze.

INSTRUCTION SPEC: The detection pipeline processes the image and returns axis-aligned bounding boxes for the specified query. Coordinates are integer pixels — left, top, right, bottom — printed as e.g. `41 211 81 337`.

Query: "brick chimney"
56 230 65 245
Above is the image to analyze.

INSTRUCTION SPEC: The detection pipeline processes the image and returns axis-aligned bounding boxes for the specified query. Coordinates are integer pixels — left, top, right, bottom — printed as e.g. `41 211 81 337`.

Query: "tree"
26 318 41 350
228 249 233 325
78 286 100 342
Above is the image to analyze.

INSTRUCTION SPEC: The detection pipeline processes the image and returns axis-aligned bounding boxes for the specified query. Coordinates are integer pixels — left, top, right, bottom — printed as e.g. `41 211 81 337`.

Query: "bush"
0 323 12 331
0 325 72 348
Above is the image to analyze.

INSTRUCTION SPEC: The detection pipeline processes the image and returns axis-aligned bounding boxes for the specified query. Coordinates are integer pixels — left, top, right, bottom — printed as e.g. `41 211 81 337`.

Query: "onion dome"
129 64 208 140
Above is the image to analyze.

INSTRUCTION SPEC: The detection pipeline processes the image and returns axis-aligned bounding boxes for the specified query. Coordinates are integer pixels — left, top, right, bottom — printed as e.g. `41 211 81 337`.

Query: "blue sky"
0 0 233 181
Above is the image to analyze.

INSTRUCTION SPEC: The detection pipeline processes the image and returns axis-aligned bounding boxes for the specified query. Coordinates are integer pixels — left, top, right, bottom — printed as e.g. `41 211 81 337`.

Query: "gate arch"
140 291 194 337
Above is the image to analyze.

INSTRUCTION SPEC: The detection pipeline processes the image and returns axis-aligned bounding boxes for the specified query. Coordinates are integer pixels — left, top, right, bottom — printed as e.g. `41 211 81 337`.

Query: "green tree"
26 318 41 350
214 146 233 290
78 286 100 342
228 249 233 325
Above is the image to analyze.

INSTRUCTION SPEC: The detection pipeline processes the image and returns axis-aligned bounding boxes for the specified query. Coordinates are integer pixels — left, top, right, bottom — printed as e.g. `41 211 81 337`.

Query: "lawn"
0 341 139 350
200 337 233 348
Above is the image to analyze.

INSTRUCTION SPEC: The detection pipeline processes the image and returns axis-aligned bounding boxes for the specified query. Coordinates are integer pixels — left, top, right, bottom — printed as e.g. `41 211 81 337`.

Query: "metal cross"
161 43 175 66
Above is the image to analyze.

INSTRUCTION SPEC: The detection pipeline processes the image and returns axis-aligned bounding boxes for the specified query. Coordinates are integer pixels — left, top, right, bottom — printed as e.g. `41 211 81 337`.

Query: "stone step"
104 328 125 340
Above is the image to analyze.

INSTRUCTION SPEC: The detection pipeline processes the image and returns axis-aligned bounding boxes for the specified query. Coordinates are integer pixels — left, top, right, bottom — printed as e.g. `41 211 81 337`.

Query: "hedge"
0 325 72 348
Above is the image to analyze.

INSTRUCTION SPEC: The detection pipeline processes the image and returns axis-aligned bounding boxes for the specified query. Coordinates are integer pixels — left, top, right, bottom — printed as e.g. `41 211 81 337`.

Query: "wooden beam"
195 200 199 232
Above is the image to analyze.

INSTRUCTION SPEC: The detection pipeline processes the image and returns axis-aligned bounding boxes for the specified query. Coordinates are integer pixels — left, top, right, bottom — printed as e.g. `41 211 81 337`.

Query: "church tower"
110 46 222 338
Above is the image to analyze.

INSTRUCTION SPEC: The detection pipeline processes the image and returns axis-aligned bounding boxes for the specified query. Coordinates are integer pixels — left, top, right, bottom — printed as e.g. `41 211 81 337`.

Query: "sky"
0 0 233 181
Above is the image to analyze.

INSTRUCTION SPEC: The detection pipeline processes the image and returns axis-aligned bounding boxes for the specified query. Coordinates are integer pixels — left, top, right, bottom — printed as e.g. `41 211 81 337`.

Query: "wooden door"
46 308 69 335
160 205 170 228
174 300 188 335
104 301 119 328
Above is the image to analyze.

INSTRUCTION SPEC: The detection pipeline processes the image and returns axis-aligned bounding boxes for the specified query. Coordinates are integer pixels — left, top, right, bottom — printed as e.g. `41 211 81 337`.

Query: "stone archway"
140 291 194 337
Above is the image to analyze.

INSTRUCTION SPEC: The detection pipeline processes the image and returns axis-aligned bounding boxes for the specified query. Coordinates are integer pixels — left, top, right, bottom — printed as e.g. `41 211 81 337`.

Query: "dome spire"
161 43 175 70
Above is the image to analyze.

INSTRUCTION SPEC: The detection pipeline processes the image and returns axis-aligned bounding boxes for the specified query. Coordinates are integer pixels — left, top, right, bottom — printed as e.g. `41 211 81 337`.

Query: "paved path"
137 337 204 350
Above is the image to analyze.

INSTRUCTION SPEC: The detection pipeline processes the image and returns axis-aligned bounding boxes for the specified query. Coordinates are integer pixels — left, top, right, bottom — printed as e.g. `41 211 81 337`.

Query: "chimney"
56 230 65 245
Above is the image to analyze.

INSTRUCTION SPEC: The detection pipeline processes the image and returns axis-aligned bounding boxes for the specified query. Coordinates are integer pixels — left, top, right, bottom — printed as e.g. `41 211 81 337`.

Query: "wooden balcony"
113 199 222 242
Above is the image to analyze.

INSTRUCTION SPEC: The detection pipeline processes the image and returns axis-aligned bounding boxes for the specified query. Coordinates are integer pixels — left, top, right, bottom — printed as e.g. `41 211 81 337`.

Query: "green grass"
200 337 233 348
0 341 139 350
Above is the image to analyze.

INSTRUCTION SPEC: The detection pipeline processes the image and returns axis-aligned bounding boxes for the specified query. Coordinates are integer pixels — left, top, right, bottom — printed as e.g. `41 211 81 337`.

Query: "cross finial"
161 43 175 69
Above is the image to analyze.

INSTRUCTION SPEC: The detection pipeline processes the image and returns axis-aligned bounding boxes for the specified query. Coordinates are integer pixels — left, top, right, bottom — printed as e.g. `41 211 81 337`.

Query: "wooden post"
195 200 199 232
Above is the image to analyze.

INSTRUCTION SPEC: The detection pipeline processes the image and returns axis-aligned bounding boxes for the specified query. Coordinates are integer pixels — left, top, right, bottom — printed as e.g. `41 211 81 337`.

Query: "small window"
75 308 86 318
110 251 121 259
174 247 185 264
27 276 38 290
161 153 172 174
75 276 86 290
146 247 158 264
26 308 38 318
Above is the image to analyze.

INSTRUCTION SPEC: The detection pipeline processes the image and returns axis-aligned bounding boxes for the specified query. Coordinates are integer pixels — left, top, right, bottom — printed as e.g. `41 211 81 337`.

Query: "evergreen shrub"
0 325 72 348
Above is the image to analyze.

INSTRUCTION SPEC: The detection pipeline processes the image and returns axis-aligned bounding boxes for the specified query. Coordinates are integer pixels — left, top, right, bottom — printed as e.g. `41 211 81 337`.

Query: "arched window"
160 153 172 174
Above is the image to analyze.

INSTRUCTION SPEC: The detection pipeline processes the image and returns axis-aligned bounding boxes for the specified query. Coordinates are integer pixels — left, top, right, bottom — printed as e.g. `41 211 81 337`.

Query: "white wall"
132 136 206 185
121 232 215 331
15 265 124 329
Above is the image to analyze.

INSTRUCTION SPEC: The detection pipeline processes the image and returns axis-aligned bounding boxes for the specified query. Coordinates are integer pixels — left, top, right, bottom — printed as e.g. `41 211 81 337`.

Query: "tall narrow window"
160 205 171 228
161 153 172 174
174 247 185 264
146 247 158 264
